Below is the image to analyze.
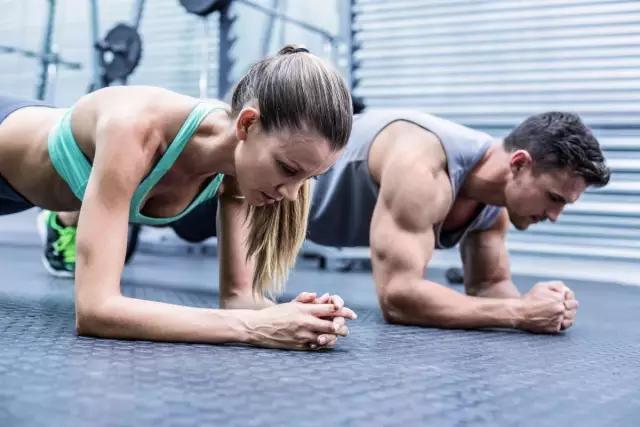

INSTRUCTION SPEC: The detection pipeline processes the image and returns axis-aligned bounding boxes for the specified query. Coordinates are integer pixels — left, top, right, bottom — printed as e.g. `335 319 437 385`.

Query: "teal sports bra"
47 102 225 226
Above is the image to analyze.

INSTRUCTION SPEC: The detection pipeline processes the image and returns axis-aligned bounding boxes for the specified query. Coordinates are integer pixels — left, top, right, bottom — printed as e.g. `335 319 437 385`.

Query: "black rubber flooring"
1 244 639 427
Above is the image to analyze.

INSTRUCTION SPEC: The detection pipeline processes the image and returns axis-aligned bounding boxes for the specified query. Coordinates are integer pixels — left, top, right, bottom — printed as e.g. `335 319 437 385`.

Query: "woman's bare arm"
216 176 274 309
72 111 251 342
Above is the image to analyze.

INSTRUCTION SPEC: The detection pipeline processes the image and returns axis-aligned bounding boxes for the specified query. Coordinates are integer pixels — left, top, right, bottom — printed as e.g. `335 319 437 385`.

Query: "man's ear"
509 149 533 175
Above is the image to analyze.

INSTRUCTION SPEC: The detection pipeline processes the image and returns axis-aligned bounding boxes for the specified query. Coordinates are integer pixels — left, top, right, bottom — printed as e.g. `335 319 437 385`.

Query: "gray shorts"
0 95 49 215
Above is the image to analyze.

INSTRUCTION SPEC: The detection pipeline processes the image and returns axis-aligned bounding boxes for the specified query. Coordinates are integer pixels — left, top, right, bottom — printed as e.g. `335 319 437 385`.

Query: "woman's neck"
182 110 238 178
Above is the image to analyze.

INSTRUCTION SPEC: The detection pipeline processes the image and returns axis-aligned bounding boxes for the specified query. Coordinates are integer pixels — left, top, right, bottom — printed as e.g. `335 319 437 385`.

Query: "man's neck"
458 141 510 207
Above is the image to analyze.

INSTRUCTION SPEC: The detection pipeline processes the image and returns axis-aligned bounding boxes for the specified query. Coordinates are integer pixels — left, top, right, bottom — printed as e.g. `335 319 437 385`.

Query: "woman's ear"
235 107 260 141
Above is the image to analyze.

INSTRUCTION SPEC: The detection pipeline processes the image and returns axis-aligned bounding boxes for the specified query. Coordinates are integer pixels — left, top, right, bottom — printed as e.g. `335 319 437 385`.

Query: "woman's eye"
278 161 297 176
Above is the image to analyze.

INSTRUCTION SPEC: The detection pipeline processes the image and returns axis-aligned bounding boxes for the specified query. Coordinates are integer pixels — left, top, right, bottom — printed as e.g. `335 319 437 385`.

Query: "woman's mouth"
261 191 277 204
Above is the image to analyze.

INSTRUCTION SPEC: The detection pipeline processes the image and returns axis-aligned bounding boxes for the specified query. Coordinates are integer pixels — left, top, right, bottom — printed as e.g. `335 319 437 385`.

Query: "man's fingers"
546 282 567 293
564 299 579 310
563 309 577 322
561 317 575 330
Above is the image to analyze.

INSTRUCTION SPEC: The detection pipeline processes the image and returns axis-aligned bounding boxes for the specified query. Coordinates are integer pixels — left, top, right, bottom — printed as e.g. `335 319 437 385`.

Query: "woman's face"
233 108 342 206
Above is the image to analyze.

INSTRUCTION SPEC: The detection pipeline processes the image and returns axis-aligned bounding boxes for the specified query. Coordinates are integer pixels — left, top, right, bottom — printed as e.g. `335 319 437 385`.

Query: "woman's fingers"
315 293 331 304
293 292 317 303
304 303 357 320
330 294 345 310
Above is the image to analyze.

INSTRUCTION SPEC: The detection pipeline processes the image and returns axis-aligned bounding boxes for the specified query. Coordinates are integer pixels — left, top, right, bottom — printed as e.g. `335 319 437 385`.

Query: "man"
305 110 609 333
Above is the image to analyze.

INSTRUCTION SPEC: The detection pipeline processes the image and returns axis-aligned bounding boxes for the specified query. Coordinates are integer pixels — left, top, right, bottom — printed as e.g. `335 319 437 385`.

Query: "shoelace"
53 225 77 264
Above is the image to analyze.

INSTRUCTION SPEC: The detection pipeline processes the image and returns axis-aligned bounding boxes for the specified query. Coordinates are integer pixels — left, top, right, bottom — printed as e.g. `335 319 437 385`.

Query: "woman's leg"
37 210 78 278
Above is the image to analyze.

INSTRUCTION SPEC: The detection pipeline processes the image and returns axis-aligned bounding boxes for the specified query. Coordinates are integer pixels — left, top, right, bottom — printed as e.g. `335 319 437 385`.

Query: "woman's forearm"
76 295 253 344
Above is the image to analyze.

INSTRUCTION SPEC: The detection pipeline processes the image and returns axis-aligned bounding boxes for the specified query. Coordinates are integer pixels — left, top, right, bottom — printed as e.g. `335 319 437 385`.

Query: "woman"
0 45 356 350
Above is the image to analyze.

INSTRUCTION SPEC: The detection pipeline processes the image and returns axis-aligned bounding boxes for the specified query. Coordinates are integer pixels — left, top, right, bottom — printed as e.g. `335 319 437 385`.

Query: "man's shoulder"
378 151 452 231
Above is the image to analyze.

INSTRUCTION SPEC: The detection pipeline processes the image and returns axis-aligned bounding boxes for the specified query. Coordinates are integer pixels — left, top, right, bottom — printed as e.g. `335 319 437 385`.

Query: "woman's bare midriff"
0 106 81 210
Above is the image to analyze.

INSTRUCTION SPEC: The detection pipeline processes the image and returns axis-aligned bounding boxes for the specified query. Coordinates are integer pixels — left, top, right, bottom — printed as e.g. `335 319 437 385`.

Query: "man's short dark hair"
503 112 610 187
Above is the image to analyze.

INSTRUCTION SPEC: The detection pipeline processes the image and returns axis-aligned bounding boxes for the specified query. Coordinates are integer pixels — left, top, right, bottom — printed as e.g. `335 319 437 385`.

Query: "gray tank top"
308 109 503 249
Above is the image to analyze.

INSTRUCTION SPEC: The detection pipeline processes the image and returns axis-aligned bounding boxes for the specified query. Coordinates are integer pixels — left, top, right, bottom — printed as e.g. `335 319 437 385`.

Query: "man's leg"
169 198 218 242
464 276 521 299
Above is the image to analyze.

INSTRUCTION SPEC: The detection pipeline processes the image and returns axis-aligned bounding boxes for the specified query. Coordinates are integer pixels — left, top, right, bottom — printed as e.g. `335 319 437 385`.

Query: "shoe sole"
36 210 47 244
36 211 74 279
40 254 74 278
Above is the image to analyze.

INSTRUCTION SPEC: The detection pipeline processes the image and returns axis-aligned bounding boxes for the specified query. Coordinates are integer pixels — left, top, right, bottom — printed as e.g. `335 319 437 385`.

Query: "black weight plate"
100 23 142 81
179 0 231 16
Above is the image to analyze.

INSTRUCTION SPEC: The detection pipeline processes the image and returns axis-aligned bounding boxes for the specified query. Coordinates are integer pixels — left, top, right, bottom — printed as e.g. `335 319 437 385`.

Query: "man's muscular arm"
370 149 525 329
369 139 576 333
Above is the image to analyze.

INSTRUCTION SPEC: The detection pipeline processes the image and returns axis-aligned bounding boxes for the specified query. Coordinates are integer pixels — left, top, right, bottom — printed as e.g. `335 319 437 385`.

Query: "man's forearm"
381 279 524 329
467 279 521 299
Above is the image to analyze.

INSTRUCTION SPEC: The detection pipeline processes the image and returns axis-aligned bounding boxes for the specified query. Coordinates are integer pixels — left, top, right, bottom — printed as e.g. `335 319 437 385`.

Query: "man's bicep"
370 185 436 291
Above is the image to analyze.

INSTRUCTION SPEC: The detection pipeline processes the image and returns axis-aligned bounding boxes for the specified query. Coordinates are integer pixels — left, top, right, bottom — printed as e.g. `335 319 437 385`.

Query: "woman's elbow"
74 297 118 337
75 302 103 336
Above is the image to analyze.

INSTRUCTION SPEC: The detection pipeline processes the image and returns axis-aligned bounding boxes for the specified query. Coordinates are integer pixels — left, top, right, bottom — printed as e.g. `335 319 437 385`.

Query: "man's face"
504 151 588 230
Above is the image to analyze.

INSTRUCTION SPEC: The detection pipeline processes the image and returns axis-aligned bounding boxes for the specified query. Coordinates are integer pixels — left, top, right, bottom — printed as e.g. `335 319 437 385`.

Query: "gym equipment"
179 0 231 98
179 0 232 16
95 23 142 85
0 0 82 101
445 267 464 285
180 0 338 43
89 0 145 90
179 0 344 98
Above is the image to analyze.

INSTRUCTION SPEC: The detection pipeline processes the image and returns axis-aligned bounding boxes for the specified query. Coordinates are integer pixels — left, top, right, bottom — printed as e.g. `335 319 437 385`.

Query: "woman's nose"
277 181 303 201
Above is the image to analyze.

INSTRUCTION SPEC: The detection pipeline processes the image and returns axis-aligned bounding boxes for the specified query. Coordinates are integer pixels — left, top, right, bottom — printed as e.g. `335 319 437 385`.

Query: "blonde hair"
245 181 311 297
230 45 352 296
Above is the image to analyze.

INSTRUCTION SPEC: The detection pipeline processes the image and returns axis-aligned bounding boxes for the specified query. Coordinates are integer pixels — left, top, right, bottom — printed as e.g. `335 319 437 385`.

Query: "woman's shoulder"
78 87 197 132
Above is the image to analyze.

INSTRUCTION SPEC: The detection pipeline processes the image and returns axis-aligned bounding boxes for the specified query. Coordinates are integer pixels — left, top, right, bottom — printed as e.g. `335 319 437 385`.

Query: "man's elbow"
378 280 412 324
378 279 460 328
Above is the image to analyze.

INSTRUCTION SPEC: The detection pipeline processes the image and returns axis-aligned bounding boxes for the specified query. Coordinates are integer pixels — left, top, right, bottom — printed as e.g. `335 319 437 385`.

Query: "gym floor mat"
1 245 639 426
